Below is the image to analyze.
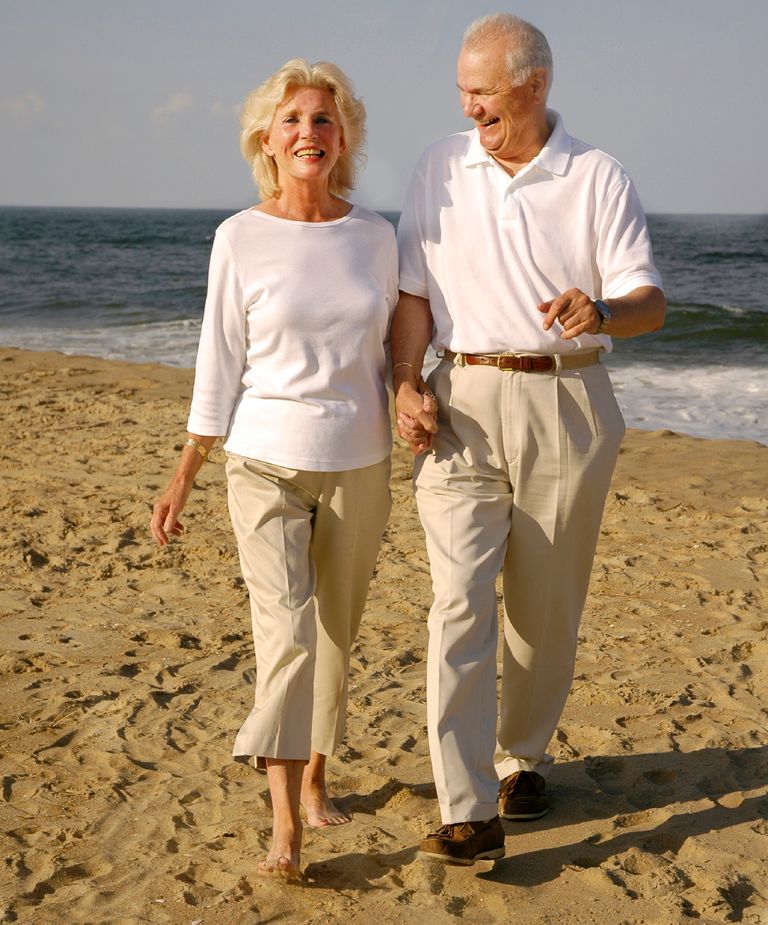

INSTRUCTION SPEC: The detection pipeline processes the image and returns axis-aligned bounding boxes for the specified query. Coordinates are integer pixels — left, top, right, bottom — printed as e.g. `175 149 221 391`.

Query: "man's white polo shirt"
397 111 663 355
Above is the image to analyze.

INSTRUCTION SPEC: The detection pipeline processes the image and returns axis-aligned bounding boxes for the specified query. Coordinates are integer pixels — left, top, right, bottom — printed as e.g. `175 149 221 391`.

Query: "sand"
1 345 767 925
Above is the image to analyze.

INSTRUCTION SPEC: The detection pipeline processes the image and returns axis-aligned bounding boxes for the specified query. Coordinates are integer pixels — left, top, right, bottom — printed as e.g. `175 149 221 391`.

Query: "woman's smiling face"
262 86 346 189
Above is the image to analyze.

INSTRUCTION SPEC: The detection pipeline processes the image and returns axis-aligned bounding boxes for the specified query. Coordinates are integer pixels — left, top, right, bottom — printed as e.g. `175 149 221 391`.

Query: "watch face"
595 299 610 320
594 300 610 333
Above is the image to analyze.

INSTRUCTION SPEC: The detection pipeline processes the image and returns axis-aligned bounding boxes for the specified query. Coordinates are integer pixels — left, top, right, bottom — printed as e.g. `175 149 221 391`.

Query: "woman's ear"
261 133 274 157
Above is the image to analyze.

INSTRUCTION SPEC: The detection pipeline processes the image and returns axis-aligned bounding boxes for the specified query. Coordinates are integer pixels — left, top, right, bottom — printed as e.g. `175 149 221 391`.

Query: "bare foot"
301 781 351 827
261 758 305 880
257 853 302 881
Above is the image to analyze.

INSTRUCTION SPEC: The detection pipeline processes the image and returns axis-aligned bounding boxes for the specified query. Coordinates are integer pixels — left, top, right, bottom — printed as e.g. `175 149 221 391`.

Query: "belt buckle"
496 354 517 371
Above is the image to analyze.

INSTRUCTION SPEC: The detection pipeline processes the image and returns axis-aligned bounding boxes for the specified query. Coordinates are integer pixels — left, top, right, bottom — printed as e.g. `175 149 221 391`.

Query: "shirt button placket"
500 186 519 224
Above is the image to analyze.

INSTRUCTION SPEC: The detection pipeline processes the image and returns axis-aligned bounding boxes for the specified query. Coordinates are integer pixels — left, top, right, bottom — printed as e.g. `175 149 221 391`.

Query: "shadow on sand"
304 745 768 889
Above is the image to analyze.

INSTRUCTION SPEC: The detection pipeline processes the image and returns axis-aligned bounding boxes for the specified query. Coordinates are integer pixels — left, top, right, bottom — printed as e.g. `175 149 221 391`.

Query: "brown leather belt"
443 348 601 372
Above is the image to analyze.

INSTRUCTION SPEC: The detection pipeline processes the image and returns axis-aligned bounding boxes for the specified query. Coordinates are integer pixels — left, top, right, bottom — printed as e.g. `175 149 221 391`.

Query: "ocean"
0 207 766 444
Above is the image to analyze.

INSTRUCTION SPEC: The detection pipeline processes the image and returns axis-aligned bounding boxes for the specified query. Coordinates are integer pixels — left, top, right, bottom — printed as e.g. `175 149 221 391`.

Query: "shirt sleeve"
595 173 664 299
186 228 246 436
397 159 430 299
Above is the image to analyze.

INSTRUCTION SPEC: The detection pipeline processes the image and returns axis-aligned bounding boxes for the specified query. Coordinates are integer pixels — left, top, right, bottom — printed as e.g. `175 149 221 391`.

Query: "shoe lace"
428 824 455 838
427 822 473 838
500 771 541 798
427 822 474 838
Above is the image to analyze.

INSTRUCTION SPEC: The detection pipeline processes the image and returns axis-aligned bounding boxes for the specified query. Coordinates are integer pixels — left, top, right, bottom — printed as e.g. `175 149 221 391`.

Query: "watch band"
593 299 611 334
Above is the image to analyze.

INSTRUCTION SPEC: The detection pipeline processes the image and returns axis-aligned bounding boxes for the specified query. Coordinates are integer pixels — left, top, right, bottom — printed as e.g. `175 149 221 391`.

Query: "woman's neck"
257 181 351 223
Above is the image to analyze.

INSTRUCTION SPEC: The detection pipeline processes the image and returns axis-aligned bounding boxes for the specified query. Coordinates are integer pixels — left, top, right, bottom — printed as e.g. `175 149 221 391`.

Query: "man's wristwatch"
593 299 611 334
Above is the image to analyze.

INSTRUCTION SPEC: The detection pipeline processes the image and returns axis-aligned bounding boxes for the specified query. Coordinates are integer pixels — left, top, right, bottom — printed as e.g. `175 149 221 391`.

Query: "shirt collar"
463 128 494 167
462 109 572 176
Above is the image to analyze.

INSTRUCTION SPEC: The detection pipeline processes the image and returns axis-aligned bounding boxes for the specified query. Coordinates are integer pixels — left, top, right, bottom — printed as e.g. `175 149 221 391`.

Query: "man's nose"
461 93 480 118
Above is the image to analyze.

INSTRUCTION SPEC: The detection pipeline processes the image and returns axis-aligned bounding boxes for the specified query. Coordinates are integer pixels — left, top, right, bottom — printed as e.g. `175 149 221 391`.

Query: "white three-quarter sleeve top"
187 205 398 471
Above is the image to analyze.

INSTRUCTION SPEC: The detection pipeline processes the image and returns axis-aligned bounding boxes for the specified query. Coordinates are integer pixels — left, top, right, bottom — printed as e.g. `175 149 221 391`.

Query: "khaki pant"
227 454 391 760
415 357 625 823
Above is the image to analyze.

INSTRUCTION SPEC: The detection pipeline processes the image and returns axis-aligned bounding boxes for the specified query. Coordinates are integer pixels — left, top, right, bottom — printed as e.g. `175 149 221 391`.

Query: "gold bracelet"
184 437 209 460
393 361 418 374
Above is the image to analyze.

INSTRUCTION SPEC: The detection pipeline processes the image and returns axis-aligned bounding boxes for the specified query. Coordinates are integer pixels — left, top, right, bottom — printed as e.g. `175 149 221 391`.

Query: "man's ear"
529 67 547 103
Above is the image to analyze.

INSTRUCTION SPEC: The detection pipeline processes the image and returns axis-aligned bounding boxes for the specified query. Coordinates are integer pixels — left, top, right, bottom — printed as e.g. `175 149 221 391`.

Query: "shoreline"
1 345 767 923
2 344 766 448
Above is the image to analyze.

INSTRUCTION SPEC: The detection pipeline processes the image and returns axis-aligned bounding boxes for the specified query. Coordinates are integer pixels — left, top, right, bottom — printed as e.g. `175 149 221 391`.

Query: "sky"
2 0 766 214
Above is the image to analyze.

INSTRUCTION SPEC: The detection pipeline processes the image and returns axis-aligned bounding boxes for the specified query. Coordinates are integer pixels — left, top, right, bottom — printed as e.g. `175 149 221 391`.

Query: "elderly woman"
151 59 397 879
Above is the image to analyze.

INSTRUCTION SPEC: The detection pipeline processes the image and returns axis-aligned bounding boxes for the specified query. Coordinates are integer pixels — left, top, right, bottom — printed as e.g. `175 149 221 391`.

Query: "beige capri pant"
227 454 391 761
415 355 625 823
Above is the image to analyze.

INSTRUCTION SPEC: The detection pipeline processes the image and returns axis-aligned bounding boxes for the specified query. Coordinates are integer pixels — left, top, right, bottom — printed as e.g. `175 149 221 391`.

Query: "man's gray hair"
463 13 553 96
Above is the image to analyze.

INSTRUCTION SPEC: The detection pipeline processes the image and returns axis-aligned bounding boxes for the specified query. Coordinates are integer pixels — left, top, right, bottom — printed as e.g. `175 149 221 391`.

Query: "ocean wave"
0 318 202 367
609 362 766 444
691 250 768 264
665 301 757 316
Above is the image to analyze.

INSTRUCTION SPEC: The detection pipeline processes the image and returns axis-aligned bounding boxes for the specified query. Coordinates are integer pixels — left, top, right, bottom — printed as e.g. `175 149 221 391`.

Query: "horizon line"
1 203 766 218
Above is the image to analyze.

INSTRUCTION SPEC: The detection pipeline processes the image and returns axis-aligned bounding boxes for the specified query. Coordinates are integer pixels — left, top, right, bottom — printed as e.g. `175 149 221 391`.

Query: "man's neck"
487 110 551 177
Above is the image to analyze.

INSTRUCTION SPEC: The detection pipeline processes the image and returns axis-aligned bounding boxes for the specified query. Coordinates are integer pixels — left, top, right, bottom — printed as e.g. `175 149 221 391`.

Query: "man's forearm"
540 284 666 341
601 286 666 338
391 291 434 390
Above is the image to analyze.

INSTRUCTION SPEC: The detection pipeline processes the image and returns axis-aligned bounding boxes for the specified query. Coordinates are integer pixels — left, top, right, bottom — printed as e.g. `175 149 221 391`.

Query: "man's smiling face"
456 37 546 169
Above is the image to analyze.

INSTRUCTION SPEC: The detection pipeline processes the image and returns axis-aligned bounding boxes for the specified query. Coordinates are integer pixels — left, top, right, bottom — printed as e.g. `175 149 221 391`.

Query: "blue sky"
2 0 765 213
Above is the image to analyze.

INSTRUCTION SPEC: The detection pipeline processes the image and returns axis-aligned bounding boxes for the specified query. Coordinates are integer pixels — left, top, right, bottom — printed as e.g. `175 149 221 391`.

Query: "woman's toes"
258 855 302 880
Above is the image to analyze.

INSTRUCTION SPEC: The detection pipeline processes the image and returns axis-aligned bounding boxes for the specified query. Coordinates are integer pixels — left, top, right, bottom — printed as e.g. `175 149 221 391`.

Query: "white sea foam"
0 319 201 368
608 362 766 444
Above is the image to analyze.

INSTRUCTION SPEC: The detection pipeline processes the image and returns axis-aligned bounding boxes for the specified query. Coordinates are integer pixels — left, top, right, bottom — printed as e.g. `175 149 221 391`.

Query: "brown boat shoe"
418 816 506 865
498 770 550 820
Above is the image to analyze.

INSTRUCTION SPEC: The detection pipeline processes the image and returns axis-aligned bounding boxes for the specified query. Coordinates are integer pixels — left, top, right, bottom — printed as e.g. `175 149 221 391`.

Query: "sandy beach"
1 345 767 925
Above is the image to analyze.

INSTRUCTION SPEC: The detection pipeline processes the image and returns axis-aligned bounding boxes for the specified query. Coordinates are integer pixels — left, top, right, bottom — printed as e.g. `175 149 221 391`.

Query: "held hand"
395 380 438 456
539 288 601 339
150 479 193 547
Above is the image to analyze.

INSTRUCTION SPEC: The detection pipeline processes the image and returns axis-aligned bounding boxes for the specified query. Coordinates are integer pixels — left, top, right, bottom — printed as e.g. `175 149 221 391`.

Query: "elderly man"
392 13 665 864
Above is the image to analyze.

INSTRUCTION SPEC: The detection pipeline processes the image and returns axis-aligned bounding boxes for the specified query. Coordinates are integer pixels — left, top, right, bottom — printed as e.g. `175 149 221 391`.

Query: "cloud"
151 92 194 124
211 101 240 119
3 90 45 118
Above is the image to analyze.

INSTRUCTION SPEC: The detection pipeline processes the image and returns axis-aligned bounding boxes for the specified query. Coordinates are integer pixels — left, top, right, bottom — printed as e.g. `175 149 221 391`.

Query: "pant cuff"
495 755 554 781
439 800 499 825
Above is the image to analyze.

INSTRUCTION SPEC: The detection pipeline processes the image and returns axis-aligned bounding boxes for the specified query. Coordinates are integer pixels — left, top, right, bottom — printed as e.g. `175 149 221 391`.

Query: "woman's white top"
187 205 398 471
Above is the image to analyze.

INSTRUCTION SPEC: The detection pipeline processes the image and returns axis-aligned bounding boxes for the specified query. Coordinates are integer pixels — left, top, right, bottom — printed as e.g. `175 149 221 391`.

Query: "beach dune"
1 347 767 924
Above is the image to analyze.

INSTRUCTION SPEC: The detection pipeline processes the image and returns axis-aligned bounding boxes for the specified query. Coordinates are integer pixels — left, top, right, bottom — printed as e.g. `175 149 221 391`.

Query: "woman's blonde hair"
240 59 366 200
